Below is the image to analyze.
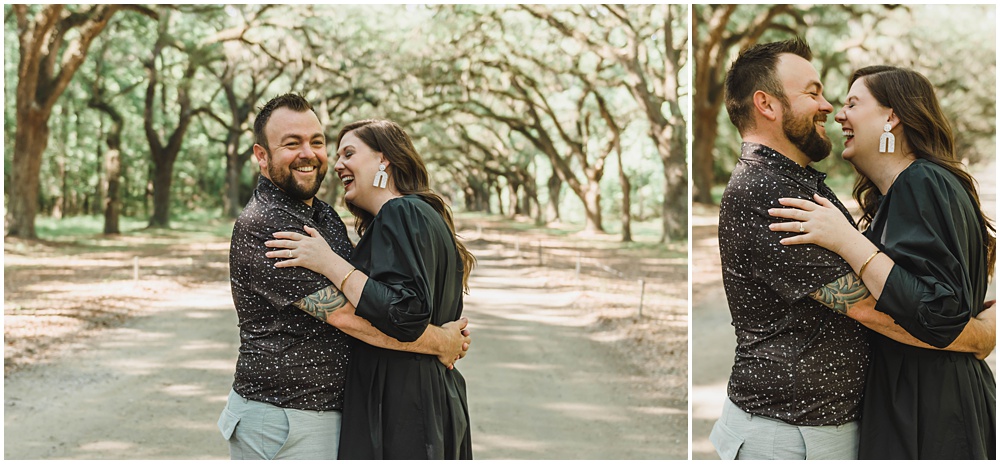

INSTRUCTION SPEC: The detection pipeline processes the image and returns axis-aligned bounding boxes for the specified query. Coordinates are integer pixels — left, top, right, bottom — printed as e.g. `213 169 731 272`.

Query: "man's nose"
299 144 316 158
818 95 834 114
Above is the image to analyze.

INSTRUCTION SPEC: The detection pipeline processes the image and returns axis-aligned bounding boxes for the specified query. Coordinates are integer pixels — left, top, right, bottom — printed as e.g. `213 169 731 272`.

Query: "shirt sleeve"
241 208 333 310
748 188 854 305
355 201 435 342
875 168 978 348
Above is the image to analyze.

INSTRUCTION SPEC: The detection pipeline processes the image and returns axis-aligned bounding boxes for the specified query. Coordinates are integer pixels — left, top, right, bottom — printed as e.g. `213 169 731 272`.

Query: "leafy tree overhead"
692 4 993 204
4 5 992 241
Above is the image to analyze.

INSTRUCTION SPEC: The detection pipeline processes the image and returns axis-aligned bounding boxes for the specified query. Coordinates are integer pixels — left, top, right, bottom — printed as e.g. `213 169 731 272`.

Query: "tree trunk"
581 178 603 234
616 142 632 243
89 97 125 234
660 123 688 242
223 132 245 218
94 114 105 216
506 181 520 218
8 111 51 237
143 21 200 227
546 173 562 223
104 147 123 235
692 101 721 204
148 155 177 228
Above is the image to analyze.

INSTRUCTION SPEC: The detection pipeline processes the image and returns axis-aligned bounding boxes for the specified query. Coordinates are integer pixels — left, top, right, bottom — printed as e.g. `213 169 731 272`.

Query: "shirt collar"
255 175 319 221
740 142 828 188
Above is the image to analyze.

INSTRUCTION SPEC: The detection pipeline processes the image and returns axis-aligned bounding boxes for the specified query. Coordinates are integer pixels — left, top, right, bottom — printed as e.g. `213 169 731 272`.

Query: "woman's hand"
265 225 340 275
768 194 866 255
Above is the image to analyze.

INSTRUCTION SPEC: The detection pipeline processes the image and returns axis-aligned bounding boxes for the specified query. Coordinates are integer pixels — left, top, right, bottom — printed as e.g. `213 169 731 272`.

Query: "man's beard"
783 106 832 163
267 154 326 201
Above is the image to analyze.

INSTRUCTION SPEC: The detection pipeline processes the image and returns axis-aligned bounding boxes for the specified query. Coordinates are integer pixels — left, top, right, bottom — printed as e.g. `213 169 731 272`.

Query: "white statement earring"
879 123 895 153
373 163 388 188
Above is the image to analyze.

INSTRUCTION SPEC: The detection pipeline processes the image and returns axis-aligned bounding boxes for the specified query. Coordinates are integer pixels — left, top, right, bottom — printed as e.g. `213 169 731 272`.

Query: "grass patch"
33 211 235 244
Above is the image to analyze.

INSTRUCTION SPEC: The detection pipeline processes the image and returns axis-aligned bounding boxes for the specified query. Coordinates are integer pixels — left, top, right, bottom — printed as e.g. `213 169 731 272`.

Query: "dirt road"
4 229 686 459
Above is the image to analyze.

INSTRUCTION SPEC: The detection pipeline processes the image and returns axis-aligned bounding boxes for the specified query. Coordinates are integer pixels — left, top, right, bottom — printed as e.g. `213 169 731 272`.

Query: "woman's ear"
886 110 901 131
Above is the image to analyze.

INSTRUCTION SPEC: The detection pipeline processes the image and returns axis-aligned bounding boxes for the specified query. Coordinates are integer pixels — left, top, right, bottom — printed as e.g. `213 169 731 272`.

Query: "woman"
770 66 996 459
266 119 476 459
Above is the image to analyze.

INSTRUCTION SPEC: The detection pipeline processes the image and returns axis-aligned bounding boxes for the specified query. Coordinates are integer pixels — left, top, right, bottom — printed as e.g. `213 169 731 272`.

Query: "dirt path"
461 246 686 459
691 160 997 459
4 222 687 459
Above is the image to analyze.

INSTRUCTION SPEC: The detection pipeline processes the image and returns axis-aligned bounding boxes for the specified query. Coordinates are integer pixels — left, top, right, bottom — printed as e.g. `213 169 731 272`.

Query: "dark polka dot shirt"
718 142 870 426
229 176 355 411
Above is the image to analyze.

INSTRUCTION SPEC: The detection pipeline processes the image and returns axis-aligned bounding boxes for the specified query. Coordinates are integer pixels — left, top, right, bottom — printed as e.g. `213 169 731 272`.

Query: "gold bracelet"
857 250 881 281
340 268 357 290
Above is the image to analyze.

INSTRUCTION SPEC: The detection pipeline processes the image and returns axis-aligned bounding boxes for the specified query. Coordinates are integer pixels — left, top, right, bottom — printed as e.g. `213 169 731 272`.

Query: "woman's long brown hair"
849 66 995 275
337 119 477 291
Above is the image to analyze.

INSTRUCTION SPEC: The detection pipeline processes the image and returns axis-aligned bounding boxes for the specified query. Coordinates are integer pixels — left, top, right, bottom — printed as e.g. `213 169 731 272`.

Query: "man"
710 38 995 460
218 93 470 459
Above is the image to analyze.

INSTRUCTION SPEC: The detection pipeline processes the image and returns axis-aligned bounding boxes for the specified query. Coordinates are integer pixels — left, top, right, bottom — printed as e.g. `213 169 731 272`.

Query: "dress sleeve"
875 169 977 348
355 201 434 342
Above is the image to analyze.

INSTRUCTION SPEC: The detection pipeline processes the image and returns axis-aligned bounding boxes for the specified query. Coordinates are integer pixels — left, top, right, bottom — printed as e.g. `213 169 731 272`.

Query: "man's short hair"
253 93 316 151
725 38 813 134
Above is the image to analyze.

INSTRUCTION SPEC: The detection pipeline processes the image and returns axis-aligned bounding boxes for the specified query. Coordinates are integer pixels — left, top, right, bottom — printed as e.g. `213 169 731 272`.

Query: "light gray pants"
710 398 859 460
218 389 342 460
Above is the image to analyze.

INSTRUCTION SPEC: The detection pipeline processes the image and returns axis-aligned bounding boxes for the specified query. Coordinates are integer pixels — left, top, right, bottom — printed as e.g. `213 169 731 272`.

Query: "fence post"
133 256 139 281
637 279 645 318
576 252 581 277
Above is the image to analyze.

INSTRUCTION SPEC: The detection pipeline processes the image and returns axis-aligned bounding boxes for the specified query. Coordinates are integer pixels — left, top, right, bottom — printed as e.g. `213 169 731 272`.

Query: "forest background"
693 4 996 204
5 4 687 243
6 4 995 243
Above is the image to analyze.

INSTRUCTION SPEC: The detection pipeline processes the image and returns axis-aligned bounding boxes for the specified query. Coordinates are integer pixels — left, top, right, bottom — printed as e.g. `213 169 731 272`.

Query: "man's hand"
974 300 996 360
437 317 472 369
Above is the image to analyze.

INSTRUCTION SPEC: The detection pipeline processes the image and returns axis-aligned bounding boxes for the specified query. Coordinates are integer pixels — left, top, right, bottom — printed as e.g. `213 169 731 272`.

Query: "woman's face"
834 78 894 162
335 130 386 207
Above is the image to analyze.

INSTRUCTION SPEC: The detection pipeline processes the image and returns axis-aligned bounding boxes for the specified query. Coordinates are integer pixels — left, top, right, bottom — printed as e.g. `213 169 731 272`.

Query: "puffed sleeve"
354 200 436 342
875 167 979 347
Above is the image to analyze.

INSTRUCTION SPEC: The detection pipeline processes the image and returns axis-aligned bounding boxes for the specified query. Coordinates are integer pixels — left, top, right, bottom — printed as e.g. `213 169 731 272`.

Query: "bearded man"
708 38 870 460
218 93 469 459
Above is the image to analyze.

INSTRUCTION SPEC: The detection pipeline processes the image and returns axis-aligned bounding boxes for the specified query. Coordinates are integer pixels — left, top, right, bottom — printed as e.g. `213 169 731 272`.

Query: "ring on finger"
287 249 293 258
798 222 805 233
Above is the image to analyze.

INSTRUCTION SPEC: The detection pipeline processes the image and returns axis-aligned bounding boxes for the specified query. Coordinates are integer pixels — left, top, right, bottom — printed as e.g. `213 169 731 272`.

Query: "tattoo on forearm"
809 272 872 315
294 285 348 322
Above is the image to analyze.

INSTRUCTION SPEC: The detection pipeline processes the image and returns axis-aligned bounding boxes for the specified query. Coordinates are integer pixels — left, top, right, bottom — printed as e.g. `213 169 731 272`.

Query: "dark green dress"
858 159 995 459
338 195 472 460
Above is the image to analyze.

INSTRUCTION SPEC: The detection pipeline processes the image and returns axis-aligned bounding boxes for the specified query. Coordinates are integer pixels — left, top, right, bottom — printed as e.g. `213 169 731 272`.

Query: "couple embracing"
218 94 475 459
712 38 996 460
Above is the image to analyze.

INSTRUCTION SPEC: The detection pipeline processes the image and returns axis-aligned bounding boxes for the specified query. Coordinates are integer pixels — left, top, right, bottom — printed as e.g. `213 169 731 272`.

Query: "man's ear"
752 90 780 122
254 144 268 171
